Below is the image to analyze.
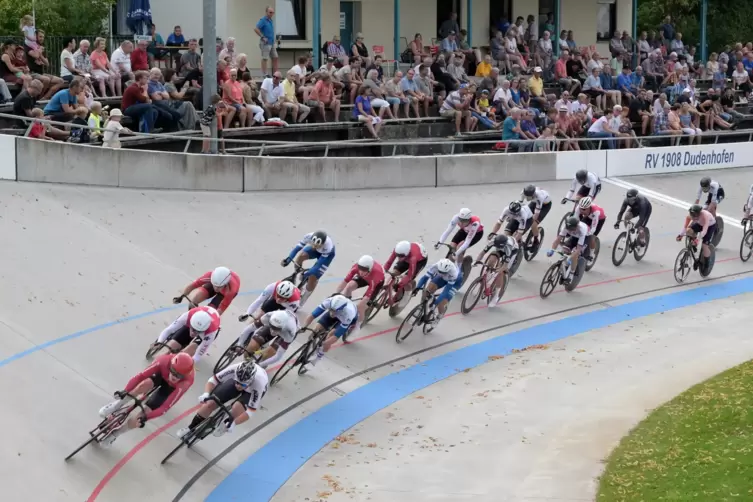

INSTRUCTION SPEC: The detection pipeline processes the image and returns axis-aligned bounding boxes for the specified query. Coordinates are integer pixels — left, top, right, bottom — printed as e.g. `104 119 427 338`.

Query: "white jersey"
438 214 483 254
259 310 299 344
566 171 601 199
521 187 551 210
210 362 269 411
300 232 335 256
425 260 460 284
696 180 721 201
317 296 358 327
157 309 220 363
499 204 533 227
558 221 589 247
245 282 301 316
486 237 519 265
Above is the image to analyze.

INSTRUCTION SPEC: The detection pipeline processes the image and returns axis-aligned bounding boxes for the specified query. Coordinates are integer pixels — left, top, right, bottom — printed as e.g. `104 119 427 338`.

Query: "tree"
0 0 116 36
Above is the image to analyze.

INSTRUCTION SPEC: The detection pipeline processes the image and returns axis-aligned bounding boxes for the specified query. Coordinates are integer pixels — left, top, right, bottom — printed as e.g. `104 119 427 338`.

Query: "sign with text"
607 142 752 177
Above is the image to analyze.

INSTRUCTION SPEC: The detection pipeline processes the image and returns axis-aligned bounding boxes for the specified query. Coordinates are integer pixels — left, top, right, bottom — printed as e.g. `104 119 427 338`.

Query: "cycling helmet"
508 201 521 214
493 234 509 248
626 188 639 200
700 177 711 192
189 310 212 332
210 266 232 288
458 208 472 221
565 215 580 229
579 197 593 210
235 360 257 385
689 204 703 217
575 169 588 183
395 241 411 256
170 352 194 378
357 255 374 271
329 295 349 312
310 230 328 248
268 311 288 330
437 258 454 275
275 280 295 300
523 184 536 198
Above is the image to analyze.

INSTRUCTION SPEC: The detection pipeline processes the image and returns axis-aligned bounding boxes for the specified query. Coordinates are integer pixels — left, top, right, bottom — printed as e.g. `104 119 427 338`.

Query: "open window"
276 0 306 41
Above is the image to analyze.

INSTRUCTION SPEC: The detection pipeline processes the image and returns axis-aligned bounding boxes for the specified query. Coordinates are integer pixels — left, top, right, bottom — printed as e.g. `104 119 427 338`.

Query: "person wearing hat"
471 88 498 129
528 66 547 108
351 33 371 71
102 107 131 149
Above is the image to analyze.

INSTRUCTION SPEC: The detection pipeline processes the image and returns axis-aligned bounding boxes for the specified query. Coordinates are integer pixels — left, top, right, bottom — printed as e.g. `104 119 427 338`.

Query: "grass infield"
598 360 753 501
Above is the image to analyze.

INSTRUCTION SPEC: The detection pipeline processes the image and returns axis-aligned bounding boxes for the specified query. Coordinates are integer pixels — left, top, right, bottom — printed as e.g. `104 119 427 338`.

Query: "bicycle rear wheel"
557 211 573 235
524 228 544 261
396 304 423 343
711 217 724 247
585 237 600 272
461 276 484 314
298 337 324 375
270 343 308 386
213 338 241 374
539 263 561 299
700 245 716 278
611 232 629 267
363 290 387 325
673 249 693 284
740 230 753 262
508 246 524 276
633 228 650 261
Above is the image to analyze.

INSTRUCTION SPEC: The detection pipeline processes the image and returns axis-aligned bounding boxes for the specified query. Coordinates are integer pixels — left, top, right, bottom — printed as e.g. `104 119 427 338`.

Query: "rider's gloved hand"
433 242 441 250
675 235 683 242
138 416 147 428
280 257 292 267
172 296 183 304
613 222 620 229
546 249 555 257
411 289 420 297
561 198 568 205
742 219 747 226
238 314 249 322
198 392 211 403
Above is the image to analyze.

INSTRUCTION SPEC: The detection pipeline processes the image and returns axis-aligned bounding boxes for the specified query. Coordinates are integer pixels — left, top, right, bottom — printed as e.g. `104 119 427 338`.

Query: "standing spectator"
670 33 684 56
524 14 538 56
637 32 651 62
1 40 32 90
254 6 278 76
307 73 341 122
179 39 202 86
91 37 117 96
260 71 284 118
12 78 43 123
555 51 580 95
147 68 182 129
400 69 425 117
26 30 65 99
353 86 382 139
439 12 460 40
327 35 349 66
659 16 674 54
351 33 371 69
110 41 134 93
583 67 606 110
641 52 662 92
439 85 472 136
130 40 149 72
218 37 237 67
240 73 266 126
121 71 160 133
280 69 310 123
43 77 82 122
587 108 617 148
102 108 129 148
536 31 554 79
732 62 751 95
88 101 104 140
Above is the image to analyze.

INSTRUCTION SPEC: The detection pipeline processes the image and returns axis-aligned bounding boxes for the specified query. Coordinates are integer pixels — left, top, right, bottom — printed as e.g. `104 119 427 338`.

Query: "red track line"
85 257 742 500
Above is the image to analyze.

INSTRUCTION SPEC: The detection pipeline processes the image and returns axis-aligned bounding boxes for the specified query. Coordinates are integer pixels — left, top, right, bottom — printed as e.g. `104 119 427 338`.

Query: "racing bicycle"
740 216 753 262
461 254 509 314
557 198 580 234
281 263 312 290
539 249 586 299
438 242 472 289
395 289 440 343
612 220 651 266
270 327 329 385
363 271 414 323
145 299 198 360
212 327 275 374
584 235 601 272
674 236 715 283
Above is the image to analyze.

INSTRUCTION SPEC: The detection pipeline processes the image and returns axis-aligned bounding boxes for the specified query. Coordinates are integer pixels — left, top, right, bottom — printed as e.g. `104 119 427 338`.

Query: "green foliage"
0 0 116 36
638 0 753 52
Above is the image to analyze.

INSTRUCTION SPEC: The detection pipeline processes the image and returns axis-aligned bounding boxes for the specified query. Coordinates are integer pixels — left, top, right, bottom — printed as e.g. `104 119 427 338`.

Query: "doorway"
340 1 354 55
436 0 461 40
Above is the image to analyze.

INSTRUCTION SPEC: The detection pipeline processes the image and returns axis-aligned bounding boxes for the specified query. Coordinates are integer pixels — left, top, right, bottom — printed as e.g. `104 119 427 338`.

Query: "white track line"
604 177 743 230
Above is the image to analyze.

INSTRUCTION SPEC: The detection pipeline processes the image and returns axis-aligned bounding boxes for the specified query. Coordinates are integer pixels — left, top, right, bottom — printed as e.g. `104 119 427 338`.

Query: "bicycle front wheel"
740 230 753 262
539 263 561 299
270 343 308 386
396 304 423 343
612 232 629 267
673 249 693 284
213 338 241 374
461 276 484 314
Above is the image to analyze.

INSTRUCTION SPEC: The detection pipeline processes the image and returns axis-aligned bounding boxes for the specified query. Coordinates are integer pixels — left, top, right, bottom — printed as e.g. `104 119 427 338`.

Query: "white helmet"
275 280 295 300
458 208 472 221
190 310 212 332
210 266 232 288
268 311 288 330
357 255 374 271
395 241 411 256
329 295 349 312
579 197 593 210
437 259 454 275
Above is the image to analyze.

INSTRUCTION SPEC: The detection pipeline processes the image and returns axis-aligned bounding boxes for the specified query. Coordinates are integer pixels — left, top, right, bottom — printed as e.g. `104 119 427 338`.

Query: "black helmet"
626 188 639 199
565 215 580 229
493 233 509 248
575 169 588 183
310 230 328 247
700 177 711 191
523 184 536 197
689 204 702 217
508 201 521 214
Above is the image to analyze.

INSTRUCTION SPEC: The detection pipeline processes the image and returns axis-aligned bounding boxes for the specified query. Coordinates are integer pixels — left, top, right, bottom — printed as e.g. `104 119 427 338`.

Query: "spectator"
362 69 393 119
712 64 727 93
102 108 130 149
493 79 513 116
647 31 661 51
554 91 573 113
167 26 186 46
43 77 83 122
147 68 182 129
253 7 278 75
73 39 92 77
470 88 498 129
110 41 134 94
475 54 493 77
519 109 540 150
218 67 247 127
26 30 65 99
240 73 266 126
706 52 719 77
60 37 83 83
524 14 538 56
406 34 429 64
457 29 480 70
218 37 237 67
147 23 166 63
600 66 622 109
67 106 92 143
614 105 638 148
554 105 578 150
130 40 149 72
659 16 674 54
91 37 117 96
1 40 32 90
566 30 579 53
555 51 580 94
308 73 341 122
121 71 159 133
439 12 460 40
670 32 684 56
678 102 702 142
216 59 230 87
535 31 553 78
336 57 361 104
652 92 668 115
431 54 456 94
617 67 635 100
587 51 604 73
641 52 662 92
260 71 284 118
637 32 651 62
528 67 548 108
653 102 677 136
587 107 617 148
199 94 227 153
28 108 52 140
502 107 523 149
628 88 652 136
558 30 569 53
728 50 741 77
382 71 410 118
351 32 371 69
289 55 313 102
366 54 385 82
621 31 636 58
400 68 426 117
583 67 606 110
478 66 500 95
353 86 382 139
164 68 201 110
279 69 310 123
12 78 43 124
490 30 507 70
236 53 250 75
179 39 202 86
441 31 462 61
610 31 629 69
505 29 527 71
414 65 437 117
448 55 469 84
88 101 104 140
572 92 595 121
327 35 348 66
732 62 751 95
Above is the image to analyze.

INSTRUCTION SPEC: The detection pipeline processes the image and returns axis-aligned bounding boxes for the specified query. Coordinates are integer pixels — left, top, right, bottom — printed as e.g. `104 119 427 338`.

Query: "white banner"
0 134 16 180
606 142 752 177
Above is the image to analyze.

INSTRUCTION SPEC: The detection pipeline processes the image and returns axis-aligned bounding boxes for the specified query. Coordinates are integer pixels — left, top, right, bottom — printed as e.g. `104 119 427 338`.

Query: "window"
276 0 306 40
596 1 616 42
489 0 513 38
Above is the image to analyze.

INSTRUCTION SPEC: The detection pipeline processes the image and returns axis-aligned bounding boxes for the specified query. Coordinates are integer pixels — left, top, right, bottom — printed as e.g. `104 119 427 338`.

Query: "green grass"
597 360 753 502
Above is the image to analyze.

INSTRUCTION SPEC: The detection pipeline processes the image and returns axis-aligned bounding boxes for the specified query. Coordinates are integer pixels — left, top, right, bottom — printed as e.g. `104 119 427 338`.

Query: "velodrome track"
2 167 753 502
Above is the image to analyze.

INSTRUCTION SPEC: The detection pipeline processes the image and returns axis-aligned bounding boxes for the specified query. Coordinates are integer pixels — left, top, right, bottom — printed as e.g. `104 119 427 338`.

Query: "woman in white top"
732 62 751 94
706 52 719 78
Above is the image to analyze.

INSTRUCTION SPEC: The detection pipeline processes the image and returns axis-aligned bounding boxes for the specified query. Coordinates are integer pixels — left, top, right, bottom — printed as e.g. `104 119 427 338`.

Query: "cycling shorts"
145 373 177 411
505 217 533 235
172 326 203 348
577 183 602 198
252 325 290 350
435 276 462 305
528 201 552 223
593 218 605 236
393 257 428 277
451 228 484 247
197 284 223 309
690 222 717 244
704 187 725 206
260 297 285 314
210 378 254 409
316 312 358 339
564 236 585 251
302 245 336 279
352 276 385 300
626 205 652 228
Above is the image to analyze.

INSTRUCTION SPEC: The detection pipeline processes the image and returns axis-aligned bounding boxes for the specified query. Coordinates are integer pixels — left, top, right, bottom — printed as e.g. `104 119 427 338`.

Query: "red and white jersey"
384 242 428 288
188 270 241 314
245 281 301 316
187 306 221 334
344 260 386 297
439 214 484 253
577 203 606 234
157 306 221 362
124 353 194 419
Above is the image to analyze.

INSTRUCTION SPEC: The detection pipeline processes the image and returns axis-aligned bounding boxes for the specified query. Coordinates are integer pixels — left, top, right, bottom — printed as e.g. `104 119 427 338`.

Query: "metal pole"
393 0 401 65
632 0 638 68
554 0 561 57
466 0 472 46
203 0 218 153
700 0 708 62
313 0 321 69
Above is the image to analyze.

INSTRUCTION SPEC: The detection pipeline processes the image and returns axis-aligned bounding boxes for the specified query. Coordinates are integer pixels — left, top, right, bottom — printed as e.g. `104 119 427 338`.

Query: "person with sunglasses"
332 255 385 327
177 360 268 439
150 306 221 363
98 352 195 447
281 230 336 306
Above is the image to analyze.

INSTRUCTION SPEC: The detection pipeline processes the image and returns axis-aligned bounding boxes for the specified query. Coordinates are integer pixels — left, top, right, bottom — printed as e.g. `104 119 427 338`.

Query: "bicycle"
437 242 472 289
395 289 440 343
160 395 239 464
65 390 154 461
281 263 311 290
212 327 271 375
584 235 601 272
362 271 413 324
673 236 716 284
612 220 651 266
270 327 328 386
539 249 586 299
740 217 753 262
557 198 580 234
709 211 725 247
461 254 509 314
145 298 198 360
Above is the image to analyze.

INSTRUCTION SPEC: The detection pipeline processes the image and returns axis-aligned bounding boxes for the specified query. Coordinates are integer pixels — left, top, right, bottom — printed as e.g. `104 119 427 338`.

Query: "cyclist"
743 184 753 225
384 241 429 309
151 306 221 362
177 359 268 439
615 188 652 246
521 184 552 246
300 294 358 369
677 204 716 266
547 215 589 282
98 352 195 447
575 197 606 260
489 201 533 245
333 255 385 326
695 177 724 217
172 267 240 315
281 230 335 306
237 310 299 369
562 169 602 204
414 258 463 328
435 208 484 267
474 233 519 307
238 280 300 344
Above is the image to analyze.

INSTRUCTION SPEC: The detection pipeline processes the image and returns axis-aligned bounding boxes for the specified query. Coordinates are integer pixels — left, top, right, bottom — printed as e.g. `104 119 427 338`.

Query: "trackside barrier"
5 135 753 190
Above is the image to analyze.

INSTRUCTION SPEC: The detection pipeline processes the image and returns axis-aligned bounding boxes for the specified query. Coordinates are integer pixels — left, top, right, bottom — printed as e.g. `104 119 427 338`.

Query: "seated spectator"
439 12 460 40
587 107 617 148
414 65 438 116
179 39 202 86
26 30 65 99
400 68 428 117
43 77 83 122
641 52 662 92
554 90 573 114
122 71 159 132
489 30 507 70
558 30 569 53
670 33 684 56
130 40 149 72
216 59 230 87
720 87 743 124
351 32 371 69
28 108 53 140
493 79 513 116
362 69 394 119
553 105 577 150
307 73 341 122
505 30 527 71
600 66 622 109
712 64 727 93
147 23 166 63
353 86 383 139
555 51 580 95
653 102 679 136
440 85 474 136
567 52 587 82
471 88 498 129
327 35 349 66
628 89 653 136
614 105 638 148
528 67 548 108
501 107 523 149
706 52 719 78
678 102 702 143
163 68 201 110
733 62 752 95
167 25 187 46
366 54 385 82
535 31 554 78
290 56 313 102
405 33 429 64
637 32 651 62
87 101 104 140
73 39 93 78
586 51 604 74
609 31 629 69
280 69 310 123
220 67 248 127
1 40 32 91
448 55 469 84
441 31 461 60
110 41 134 93
13 78 44 125
335 57 362 104
518 109 540 150
199 94 227 153
383 71 410 118
60 37 85 83
617 67 636 100
68 106 92 143
566 30 579 54
147 68 183 129
457 29 480 71
218 37 237 67
260 71 284 118
238 73 265 126
572 92 594 121
478 66 500 94
90 37 117 96
475 54 493 78
431 54 456 94
234 53 250 76
583 67 606 110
